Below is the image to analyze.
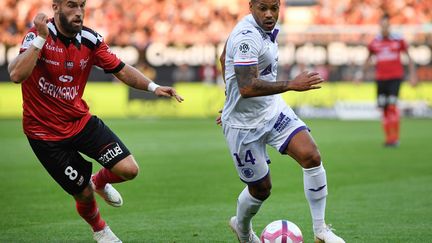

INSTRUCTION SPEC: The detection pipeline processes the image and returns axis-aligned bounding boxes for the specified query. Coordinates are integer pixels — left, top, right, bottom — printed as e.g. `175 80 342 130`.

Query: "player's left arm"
114 64 183 102
219 41 227 83
216 41 227 126
404 49 417 86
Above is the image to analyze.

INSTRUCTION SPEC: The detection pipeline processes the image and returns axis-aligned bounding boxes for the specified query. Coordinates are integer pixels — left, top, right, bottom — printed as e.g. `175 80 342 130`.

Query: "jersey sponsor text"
98 143 124 164
38 77 80 100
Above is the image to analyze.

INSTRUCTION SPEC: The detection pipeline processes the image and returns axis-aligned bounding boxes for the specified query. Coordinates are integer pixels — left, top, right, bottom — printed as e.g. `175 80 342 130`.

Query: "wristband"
148 82 160 92
32 36 46 49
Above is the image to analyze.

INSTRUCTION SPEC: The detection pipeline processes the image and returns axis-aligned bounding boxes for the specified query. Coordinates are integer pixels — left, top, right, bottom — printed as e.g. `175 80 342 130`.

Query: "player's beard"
59 11 82 35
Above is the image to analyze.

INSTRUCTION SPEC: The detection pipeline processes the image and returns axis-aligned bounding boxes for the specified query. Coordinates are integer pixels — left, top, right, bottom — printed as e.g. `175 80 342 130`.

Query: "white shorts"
222 105 308 184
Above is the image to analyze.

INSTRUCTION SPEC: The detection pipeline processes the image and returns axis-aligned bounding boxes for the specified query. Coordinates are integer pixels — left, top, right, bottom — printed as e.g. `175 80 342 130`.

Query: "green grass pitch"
0 118 431 242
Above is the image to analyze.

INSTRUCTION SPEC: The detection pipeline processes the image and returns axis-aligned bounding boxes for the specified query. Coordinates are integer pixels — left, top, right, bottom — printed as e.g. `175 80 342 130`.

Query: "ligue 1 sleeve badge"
22 32 36 49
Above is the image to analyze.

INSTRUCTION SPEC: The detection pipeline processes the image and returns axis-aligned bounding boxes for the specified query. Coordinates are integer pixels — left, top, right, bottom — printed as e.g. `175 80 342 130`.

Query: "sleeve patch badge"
239 42 250 53
22 32 36 49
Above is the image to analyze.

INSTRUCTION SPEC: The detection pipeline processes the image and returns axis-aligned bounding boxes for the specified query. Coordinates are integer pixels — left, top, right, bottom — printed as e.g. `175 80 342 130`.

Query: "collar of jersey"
245 14 279 42
48 19 82 49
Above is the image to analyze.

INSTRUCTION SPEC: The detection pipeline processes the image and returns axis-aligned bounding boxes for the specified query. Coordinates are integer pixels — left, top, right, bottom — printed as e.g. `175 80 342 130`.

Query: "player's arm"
8 13 48 83
219 42 227 83
114 64 183 102
235 65 323 98
359 50 373 82
404 49 418 86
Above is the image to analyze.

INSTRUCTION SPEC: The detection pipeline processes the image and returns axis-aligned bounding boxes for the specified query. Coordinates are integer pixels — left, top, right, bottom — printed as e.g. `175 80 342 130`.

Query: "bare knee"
121 164 139 181
300 150 322 169
251 186 271 201
111 156 139 180
249 178 272 201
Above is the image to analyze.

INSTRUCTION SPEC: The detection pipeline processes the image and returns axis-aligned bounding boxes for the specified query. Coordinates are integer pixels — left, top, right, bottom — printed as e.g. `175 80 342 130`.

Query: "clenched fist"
33 13 49 38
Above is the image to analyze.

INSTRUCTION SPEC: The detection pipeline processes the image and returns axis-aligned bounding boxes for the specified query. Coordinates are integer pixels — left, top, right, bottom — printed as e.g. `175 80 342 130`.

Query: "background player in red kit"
361 13 417 147
8 0 183 242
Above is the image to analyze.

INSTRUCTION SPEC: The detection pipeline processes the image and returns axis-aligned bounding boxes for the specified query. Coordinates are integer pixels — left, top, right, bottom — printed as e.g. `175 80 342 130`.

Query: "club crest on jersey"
22 32 36 49
65 61 74 69
239 42 250 54
241 168 254 178
80 57 89 70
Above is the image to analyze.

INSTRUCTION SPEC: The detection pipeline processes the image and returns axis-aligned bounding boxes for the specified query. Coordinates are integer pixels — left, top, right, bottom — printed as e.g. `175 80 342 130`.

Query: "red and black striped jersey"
19 19 125 141
368 34 408 81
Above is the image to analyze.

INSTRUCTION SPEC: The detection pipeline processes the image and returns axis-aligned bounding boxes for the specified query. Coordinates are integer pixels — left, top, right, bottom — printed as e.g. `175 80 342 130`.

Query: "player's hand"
216 109 222 126
33 13 49 38
288 71 324 91
154 86 184 103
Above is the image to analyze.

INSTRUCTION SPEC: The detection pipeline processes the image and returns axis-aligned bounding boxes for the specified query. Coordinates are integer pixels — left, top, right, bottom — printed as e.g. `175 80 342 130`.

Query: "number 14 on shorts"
234 150 256 167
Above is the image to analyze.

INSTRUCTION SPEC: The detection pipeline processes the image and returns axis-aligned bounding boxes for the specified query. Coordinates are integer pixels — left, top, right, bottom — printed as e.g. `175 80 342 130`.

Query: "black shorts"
27 116 131 195
376 78 402 107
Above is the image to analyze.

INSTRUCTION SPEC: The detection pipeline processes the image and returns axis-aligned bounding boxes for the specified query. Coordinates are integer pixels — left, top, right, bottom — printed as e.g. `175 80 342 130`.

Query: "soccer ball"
260 220 303 243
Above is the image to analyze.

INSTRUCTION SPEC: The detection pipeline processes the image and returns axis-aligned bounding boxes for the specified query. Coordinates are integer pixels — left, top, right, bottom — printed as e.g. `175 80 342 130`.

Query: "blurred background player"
219 0 345 242
360 13 417 147
7 0 183 242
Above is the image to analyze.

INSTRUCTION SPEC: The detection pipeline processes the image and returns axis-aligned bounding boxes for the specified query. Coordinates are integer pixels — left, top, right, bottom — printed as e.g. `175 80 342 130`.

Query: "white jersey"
222 14 283 129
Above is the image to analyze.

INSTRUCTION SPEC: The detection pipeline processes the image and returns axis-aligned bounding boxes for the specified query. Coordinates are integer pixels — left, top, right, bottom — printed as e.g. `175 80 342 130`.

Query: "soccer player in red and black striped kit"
361 13 417 147
8 0 183 242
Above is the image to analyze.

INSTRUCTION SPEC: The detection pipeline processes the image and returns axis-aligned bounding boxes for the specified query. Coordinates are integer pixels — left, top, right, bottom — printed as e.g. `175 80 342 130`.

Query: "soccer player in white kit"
219 1 345 242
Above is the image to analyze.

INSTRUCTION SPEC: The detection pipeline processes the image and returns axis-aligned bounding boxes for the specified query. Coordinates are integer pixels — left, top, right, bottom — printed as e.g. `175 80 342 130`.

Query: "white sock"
236 186 263 234
303 163 328 233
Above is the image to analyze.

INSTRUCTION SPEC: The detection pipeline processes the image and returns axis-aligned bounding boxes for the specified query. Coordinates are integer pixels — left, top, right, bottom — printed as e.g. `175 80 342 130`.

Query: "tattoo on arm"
235 65 288 97
235 65 258 94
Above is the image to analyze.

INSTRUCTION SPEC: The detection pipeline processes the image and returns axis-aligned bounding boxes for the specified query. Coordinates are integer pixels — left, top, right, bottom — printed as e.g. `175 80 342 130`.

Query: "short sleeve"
19 28 38 54
367 41 375 54
399 39 408 51
93 39 125 73
232 31 261 66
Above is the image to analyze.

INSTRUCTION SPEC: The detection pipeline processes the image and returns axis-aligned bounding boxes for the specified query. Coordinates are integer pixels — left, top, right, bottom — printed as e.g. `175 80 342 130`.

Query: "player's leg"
377 80 393 145
74 116 139 206
223 125 269 243
267 105 343 242
74 185 121 243
284 130 326 228
230 176 270 243
27 137 120 242
90 155 138 207
283 130 344 243
386 79 402 146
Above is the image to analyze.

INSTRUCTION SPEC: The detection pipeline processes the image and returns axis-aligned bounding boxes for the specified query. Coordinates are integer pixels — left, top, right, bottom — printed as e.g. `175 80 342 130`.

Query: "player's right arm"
219 41 227 83
231 32 322 98
8 13 49 83
235 66 323 98
359 51 373 82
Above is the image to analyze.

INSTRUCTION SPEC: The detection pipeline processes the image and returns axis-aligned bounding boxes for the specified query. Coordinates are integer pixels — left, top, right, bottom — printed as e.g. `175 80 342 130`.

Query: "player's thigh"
73 116 132 169
267 106 310 155
110 155 139 179
27 137 92 195
267 106 320 167
387 78 402 104
223 125 270 184
285 130 321 168
376 79 401 107
376 80 389 107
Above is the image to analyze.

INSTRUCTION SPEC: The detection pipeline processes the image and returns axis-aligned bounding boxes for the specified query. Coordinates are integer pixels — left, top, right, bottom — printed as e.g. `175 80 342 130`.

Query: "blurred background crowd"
1 0 249 46
2 0 431 46
313 0 432 25
0 0 431 84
